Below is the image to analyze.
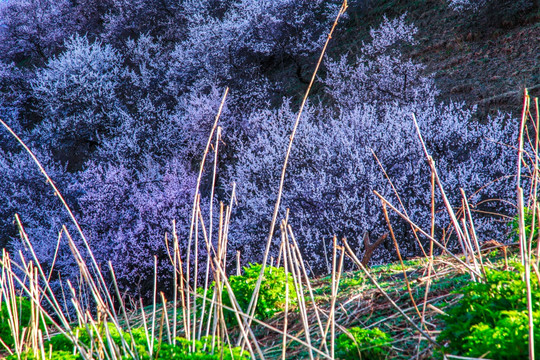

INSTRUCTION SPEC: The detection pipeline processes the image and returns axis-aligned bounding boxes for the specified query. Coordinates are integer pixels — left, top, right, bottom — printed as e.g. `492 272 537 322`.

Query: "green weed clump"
0 297 33 348
0 296 51 349
335 327 391 360
437 268 540 359
214 263 297 323
11 324 249 360
6 350 78 360
510 207 538 244
44 323 147 354
156 337 250 360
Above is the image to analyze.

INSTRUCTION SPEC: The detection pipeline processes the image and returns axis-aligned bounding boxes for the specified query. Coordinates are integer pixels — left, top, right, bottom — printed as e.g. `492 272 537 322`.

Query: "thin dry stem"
245 0 348 335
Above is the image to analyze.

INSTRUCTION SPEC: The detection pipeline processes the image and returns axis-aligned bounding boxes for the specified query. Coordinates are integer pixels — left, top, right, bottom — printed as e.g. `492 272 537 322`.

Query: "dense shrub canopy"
229 16 516 270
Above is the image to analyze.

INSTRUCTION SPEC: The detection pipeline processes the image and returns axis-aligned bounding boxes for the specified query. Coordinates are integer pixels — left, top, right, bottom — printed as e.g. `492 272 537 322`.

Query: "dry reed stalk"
329 237 337 359
218 203 225 268
160 293 171 345
245 0 348 335
371 149 428 258
411 114 471 263
189 284 335 360
12 216 71 329
210 260 262 360
197 207 213 339
194 205 216 341
533 97 540 265
417 229 435 356
57 274 72 324
63 227 114 328
217 202 233 355
170 231 178 343
330 239 345 359
459 216 480 281
28 266 40 356
191 126 223 344
191 194 257 359
416 170 438 355
381 203 422 319
287 225 328 354
107 262 138 360
284 225 314 360
536 203 540 268
185 88 228 349
192 195 200 345
1 252 22 356
280 223 289 360
446 355 498 360
516 89 536 360
172 222 188 340
47 229 64 284
460 190 486 278
0 118 113 306
149 256 158 355
517 91 529 263
138 298 152 357
342 238 440 347
236 251 241 276
532 263 540 286
221 184 237 266
211 227 222 354
322 238 331 274
373 191 481 277
525 97 539 211
208 127 222 274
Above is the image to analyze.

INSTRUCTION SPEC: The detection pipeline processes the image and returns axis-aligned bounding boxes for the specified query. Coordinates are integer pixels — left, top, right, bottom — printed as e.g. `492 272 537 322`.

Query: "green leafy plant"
510 207 538 243
461 310 540 359
6 350 79 360
437 268 540 359
0 297 32 348
44 322 141 354
40 325 249 360
206 264 297 325
0 296 51 349
230 263 298 320
154 336 250 360
335 327 391 360
340 275 365 290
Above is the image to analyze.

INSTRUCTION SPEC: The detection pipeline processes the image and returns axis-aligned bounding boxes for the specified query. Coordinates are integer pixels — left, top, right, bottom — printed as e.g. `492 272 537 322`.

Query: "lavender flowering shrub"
447 0 536 28
448 0 488 12
0 147 77 278
228 16 517 271
169 0 341 95
77 158 196 296
0 0 76 64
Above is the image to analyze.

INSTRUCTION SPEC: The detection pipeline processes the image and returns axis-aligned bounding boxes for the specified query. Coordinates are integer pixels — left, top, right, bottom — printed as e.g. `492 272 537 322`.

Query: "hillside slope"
327 0 539 116
253 245 521 359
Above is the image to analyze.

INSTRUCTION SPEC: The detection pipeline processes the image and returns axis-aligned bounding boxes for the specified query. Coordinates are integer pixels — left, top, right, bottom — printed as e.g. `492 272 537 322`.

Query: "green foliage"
154 336 250 360
6 350 79 360
340 275 365 290
335 327 391 360
510 207 538 243
209 263 297 324
437 269 540 359
45 322 134 353
0 297 32 348
0 296 51 349
462 310 540 359
28 325 248 360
